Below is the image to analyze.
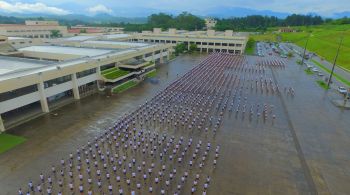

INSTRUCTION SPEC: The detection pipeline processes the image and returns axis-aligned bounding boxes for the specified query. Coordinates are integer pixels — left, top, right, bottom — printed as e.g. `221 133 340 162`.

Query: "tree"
174 43 187 55
80 29 87 33
148 13 173 29
174 12 205 30
246 38 255 49
50 30 61 38
189 44 198 52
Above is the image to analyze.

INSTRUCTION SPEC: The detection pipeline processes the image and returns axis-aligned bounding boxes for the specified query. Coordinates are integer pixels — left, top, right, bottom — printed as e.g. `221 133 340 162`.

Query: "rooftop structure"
205 18 217 30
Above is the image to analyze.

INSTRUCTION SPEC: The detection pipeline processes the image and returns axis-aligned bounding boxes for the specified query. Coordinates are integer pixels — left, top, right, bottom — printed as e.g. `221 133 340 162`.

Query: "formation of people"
19 53 295 195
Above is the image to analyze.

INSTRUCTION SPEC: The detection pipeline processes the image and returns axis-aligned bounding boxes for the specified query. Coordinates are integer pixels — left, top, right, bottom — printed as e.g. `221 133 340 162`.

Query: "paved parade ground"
1 53 350 195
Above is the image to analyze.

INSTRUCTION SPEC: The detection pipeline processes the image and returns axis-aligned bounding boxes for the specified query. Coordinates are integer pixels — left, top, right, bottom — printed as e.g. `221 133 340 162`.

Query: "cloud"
87 4 113 14
0 1 71 15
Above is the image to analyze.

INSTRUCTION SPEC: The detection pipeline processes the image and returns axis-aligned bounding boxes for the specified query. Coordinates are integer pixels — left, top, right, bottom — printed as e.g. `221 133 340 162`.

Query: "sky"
0 0 349 17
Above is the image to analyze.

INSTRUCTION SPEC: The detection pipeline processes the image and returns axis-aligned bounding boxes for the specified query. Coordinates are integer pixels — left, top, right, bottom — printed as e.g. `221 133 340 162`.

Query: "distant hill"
0 13 147 24
203 7 290 18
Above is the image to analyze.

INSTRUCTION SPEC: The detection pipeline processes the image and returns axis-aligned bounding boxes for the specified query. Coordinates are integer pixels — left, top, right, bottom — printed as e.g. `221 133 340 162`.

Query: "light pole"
301 33 310 66
327 36 344 88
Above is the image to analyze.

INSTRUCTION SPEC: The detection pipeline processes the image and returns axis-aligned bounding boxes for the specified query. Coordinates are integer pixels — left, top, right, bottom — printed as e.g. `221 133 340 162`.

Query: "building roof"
63 35 98 41
103 34 130 39
83 40 149 47
0 56 53 76
18 45 113 57
7 37 30 40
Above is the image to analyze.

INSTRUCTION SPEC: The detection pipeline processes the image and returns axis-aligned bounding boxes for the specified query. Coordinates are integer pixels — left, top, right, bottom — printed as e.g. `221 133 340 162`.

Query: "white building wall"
77 74 98 86
0 92 40 114
144 51 168 61
45 81 73 97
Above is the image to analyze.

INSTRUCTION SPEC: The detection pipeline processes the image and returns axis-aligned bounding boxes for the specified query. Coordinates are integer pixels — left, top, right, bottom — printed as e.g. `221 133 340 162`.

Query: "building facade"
0 20 68 38
0 42 171 131
128 28 248 54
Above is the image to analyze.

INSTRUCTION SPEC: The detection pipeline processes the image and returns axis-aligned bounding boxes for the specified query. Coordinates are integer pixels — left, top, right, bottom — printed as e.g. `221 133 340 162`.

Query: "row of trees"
118 12 205 31
1 13 349 33
215 14 324 31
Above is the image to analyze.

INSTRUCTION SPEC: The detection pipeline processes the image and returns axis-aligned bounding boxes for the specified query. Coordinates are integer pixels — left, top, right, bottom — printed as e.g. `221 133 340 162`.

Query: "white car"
338 87 347 94
312 68 319 72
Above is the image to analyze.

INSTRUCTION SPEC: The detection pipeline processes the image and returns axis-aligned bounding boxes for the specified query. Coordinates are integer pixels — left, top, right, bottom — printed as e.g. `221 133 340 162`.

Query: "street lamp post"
301 34 310 66
327 36 344 88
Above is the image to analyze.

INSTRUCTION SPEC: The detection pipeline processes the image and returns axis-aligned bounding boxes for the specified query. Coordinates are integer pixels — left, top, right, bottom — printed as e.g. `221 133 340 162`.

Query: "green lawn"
102 67 130 80
251 24 350 70
0 133 26 154
145 70 157 78
304 69 314 75
317 80 330 90
250 33 278 42
112 80 138 93
144 62 155 68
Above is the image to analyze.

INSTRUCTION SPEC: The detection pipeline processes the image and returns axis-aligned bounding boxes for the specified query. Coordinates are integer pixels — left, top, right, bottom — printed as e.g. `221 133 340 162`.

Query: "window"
77 68 97 78
222 43 228 46
44 75 72 88
229 43 235 47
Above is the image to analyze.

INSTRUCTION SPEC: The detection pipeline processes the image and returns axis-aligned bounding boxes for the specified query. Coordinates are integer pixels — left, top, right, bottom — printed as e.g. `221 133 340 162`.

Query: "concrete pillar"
0 114 5 132
37 81 49 113
167 50 170 60
160 50 164 63
72 73 80 100
96 67 103 90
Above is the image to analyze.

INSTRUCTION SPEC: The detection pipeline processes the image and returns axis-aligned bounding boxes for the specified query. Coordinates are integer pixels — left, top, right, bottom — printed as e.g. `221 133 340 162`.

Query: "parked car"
317 72 324 76
312 68 319 72
338 87 347 94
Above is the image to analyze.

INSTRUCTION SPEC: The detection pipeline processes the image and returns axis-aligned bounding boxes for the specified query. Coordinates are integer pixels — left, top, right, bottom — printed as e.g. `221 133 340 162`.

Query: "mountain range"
0 6 349 24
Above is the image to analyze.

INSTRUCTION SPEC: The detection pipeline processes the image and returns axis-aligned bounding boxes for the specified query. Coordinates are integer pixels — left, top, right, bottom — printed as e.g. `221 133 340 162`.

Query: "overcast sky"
0 0 349 17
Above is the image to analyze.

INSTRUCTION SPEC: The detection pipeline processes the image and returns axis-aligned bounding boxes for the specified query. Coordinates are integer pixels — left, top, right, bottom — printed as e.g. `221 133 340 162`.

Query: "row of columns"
0 49 173 132
0 72 83 132
37 73 81 114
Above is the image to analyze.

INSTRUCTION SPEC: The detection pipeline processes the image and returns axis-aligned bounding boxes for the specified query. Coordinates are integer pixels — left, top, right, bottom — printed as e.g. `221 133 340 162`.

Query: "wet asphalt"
1 53 350 195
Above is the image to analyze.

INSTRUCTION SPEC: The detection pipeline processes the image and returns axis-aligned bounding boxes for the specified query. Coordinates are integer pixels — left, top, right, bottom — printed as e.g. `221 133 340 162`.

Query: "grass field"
317 80 330 90
251 24 350 70
145 70 157 78
112 80 138 93
101 67 130 80
304 68 314 75
0 133 26 154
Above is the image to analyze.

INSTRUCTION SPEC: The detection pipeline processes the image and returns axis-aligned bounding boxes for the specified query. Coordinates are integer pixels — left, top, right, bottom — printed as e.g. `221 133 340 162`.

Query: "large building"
127 28 248 54
68 25 124 34
0 20 68 38
0 37 172 132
